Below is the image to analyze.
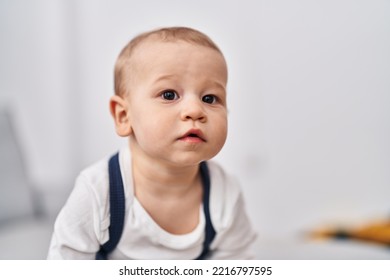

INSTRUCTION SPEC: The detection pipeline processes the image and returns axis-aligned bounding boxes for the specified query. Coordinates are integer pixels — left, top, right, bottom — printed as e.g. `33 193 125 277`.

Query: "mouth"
178 129 206 143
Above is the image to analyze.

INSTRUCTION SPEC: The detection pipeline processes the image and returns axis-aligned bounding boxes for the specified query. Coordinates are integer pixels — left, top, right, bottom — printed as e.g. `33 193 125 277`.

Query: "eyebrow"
153 74 178 83
153 75 226 92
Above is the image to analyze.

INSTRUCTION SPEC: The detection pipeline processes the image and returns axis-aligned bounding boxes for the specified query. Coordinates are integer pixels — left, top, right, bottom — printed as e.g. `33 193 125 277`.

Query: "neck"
129 143 200 198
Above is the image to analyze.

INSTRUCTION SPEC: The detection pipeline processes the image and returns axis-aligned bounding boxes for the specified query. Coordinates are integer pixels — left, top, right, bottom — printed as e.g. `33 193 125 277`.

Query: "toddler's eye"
161 90 179 101
202 95 217 104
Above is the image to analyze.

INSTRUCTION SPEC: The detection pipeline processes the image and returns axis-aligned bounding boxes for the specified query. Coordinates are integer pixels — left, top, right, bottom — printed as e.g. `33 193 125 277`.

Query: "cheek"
212 114 228 146
219 123 228 147
132 111 172 144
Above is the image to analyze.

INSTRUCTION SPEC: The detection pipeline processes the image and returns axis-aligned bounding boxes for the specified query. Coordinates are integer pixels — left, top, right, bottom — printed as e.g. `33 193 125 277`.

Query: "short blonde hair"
114 27 224 96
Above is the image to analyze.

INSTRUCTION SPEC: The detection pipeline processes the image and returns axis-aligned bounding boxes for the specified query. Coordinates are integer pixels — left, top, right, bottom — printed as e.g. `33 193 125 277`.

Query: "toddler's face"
125 39 228 167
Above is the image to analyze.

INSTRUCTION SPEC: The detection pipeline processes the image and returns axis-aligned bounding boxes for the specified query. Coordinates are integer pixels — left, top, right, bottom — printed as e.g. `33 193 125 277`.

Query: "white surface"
1 219 389 260
254 237 390 260
0 219 53 260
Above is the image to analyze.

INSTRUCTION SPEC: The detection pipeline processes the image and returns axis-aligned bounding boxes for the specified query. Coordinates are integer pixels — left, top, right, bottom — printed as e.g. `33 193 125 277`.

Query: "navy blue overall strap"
96 152 125 260
196 161 216 260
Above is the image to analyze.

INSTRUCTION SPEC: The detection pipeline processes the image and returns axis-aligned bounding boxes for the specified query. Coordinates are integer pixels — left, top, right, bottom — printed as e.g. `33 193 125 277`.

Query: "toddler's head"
114 27 225 97
111 27 228 167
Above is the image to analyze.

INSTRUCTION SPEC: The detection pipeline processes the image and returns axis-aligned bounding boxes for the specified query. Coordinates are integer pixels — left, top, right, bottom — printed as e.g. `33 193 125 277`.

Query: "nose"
180 97 207 123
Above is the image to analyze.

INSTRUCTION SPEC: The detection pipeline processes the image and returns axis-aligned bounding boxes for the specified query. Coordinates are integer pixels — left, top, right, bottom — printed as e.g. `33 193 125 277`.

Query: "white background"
0 0 389 258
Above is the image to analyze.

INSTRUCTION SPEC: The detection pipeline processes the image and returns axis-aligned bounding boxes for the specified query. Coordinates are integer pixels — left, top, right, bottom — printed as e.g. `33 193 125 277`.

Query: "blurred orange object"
310 220 390 246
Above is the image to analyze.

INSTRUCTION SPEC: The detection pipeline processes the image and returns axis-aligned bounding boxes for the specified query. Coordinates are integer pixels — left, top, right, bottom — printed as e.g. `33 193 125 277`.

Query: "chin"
170 152 217 167
171 158 204 167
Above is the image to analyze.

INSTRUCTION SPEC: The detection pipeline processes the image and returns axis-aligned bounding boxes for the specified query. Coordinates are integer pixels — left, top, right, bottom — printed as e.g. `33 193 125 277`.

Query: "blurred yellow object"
310 220 390 246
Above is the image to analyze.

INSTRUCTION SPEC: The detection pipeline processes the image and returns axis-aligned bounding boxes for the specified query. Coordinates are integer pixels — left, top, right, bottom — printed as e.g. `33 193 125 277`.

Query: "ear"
109 95 132 137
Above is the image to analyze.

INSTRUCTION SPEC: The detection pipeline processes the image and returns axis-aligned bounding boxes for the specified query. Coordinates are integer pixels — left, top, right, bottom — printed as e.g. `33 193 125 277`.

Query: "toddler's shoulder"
207 161 244 228
207 160 241 195
75 147 132 212
75 155 111 210
78 156 110 190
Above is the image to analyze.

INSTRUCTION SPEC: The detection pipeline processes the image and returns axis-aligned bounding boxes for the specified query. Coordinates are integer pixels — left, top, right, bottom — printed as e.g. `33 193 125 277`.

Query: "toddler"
48 27 256 259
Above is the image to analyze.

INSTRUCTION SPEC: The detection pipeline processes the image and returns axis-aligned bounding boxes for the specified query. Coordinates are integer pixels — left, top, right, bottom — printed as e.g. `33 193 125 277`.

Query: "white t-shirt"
47 146 257 259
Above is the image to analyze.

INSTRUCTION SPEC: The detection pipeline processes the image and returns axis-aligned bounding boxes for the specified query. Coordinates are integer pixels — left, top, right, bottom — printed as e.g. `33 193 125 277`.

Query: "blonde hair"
114 27 224 96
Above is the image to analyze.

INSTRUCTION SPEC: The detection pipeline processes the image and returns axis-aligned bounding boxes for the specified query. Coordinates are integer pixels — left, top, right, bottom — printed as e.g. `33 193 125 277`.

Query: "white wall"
1 0 390 241
0 0 78 189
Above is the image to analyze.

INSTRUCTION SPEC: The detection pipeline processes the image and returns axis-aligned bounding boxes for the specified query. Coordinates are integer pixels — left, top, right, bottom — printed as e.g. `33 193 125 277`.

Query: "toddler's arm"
210 192 257 259
47 175 101 259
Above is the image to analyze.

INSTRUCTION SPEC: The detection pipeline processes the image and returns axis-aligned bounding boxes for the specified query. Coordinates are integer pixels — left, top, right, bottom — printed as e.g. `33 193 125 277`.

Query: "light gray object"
0 107 36 224
0 106 52 259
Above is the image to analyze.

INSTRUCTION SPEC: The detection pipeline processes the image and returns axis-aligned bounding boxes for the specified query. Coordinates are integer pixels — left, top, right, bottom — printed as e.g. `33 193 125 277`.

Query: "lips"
178 129 206 142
